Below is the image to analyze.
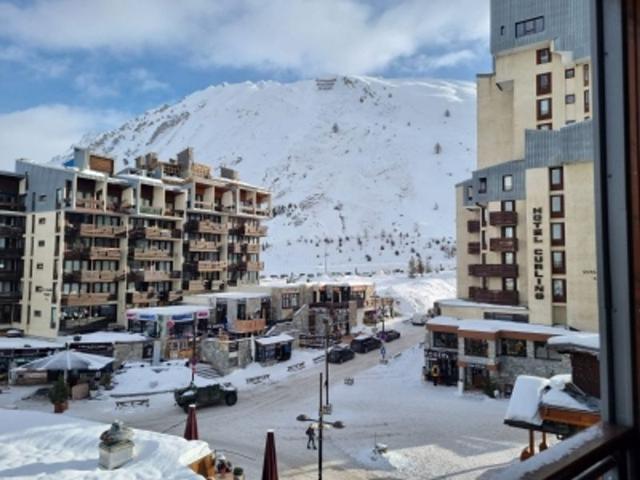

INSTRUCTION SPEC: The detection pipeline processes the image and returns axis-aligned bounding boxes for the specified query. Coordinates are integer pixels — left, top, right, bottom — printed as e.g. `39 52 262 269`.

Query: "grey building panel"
490 0 591 60
15 161 75 213
525 120 594 168
462 159 526 207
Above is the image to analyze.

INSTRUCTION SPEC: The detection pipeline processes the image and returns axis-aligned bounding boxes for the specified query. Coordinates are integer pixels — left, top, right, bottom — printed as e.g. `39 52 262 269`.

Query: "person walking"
431 364 440 386
306 425 317 450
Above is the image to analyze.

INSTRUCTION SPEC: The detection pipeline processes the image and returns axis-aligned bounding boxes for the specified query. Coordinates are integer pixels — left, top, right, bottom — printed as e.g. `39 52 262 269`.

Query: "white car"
411 313 427 326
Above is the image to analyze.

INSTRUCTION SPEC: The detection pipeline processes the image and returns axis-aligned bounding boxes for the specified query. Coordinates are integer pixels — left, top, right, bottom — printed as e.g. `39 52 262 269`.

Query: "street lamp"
297 373 345 480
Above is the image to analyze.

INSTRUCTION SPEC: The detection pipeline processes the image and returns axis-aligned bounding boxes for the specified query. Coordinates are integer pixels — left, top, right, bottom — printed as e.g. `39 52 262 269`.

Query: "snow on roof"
547 333 599 353
0 409 210 479
427 316 576 337
0 336 65 350
198 291 270 300
61 331 150 344
19 350 114 371
255 334 294 345
116 172 165 186
504 375 549 426
127 305 207 316
436 297 529 312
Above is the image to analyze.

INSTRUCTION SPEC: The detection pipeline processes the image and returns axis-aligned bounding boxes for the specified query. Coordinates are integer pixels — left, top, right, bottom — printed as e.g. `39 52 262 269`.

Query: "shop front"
424 349 459 385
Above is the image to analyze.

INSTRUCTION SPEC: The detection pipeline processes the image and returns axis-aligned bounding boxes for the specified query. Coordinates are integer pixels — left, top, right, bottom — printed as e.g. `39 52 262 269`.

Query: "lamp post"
297 373 345 480
323 319 330 409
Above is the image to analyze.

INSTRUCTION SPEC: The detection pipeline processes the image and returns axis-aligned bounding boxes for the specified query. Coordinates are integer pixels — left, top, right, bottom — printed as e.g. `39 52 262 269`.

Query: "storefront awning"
126 305 209 323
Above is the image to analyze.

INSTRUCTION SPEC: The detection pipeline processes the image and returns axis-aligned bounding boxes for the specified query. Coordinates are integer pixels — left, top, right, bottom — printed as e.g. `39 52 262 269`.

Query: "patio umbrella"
261 429 279 480
19 349 113 372
184 404 199 441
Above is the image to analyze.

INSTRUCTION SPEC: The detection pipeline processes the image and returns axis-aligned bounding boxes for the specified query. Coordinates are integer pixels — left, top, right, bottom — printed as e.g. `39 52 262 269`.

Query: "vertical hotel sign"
532 207 544 299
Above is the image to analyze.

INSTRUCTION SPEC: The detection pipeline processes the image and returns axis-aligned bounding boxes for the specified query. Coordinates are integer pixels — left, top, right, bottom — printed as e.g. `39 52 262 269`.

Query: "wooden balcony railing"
0 247 23 258
196 260 227 272
186 220 229 235
127 291 158 305
490 238 519 252
468 287 519 305
75 198 104 211
130 226 181 240
132 248 173 261
78 224 127 238
467 220 481 233
243 243 260 254
489 211 518 226
188 240 219 252
241 224 268 236
193 200 214 210
64 270 125 283
139 205 163 216
159 290 183 302
89 247 121 260
256 207 271 217
467 242 481 254
468 264 518 277
0 199 25 212
232 318 266 334
61 292 116 306
229 243 242 254
0 225 24 237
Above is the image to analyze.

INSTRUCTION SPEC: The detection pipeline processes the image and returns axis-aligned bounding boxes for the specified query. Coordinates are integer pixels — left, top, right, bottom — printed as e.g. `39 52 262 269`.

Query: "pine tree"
434 142 442 154
417 258 425 276
408 256 416 278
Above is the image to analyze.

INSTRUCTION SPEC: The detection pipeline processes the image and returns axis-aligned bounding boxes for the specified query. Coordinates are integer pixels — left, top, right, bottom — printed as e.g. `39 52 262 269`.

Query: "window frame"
537 97 552 120
515 16 545 38
552 250 566 274
550 194 565 218
536 47 551 64
537 122 553 130
551 222 565 246
537 72 552 95
566 93 577 104
502 174 514 192
565 67 576 79
552 278 567 303
550 167 564 190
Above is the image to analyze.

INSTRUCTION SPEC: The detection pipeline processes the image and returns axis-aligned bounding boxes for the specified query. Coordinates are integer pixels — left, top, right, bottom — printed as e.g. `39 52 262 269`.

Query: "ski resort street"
3 319 527 479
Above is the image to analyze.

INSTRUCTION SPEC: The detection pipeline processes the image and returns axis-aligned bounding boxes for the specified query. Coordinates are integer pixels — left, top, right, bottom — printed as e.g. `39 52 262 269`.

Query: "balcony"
129 270 180 282
237 261 264 272
468 287 519 306
467 220 480 233
159 290 183 302
0 199 25 212
89 247 121 260
241 224 268 236
467 242 481 255
127 291 158 305
0 225 24 238
489 238 519 252
139 205 163 216
256 206 271 217
229 243 242 254
78 224 127 238
468 264 518 277
193 200 214 210
64 270 125 283
61 292 117 306
489 211 518 226
232 318 266 334
130 226 182 241
75 198 104 211
0 247 23 258
188 240 219 252
194 260 227 272
243 243 260 254
132 248 173 261
185 220 229 235
240 203 255 214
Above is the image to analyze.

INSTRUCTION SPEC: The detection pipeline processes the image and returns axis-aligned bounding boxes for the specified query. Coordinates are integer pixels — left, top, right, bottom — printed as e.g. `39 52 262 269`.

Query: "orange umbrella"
261 429 279 480
184 404 199 441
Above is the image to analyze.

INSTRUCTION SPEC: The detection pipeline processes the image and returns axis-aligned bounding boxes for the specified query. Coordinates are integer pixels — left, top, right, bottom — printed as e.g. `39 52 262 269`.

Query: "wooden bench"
115 398 150 409
246 374 270 385
287 362 305 372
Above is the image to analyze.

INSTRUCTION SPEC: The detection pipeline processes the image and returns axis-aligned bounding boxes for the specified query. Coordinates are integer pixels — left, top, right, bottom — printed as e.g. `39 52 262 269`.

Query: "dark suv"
350 335 382 353
376 329 401 342
327 345 356 364
174 382 238 412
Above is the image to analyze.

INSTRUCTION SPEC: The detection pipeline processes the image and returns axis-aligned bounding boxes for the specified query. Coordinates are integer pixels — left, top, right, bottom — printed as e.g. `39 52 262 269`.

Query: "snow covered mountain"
79 76 476 275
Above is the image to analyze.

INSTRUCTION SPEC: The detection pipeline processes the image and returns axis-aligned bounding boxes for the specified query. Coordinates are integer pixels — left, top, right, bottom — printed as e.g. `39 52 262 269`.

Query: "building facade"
450 0 597 332
16 147 271 338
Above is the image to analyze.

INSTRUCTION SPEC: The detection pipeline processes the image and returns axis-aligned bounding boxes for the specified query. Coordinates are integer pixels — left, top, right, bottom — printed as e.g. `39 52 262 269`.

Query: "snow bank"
547 333 599 352
504 376 549 425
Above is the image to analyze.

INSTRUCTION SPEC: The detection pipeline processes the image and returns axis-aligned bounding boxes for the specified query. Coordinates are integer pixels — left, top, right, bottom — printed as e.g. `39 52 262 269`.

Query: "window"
536 47 551 64
464 338 488 357
503 252 515 265
565 94 576 104
38 217 45 225
583 63 590 86
537 122 552 130
565 68 575 79
552 251 566 274
584 89 590 113
478 177 487 193
515 16 544 38
550 195 564 218
38 240 45 247
281 293 300 309
503 277 516 291
38 194 46 202
550 167 563 190
534 341 562 361
502 174 513 191
36 263 43 270
500 25 505 36
433 332 457 349
500 338 527 357
537 98 552 120
34 310 42 317
552 278 566 303
466 185 473 201
536 72 552 95
502 226 515 239
551 223 565 246
501 200 515 212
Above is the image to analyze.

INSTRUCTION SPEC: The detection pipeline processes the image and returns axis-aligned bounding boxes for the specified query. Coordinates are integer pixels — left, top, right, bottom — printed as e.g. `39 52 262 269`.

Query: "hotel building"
15 147 271 338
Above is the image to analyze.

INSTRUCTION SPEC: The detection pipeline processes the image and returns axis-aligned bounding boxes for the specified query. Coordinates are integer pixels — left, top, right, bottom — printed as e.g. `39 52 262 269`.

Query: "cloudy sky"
0 0 491 166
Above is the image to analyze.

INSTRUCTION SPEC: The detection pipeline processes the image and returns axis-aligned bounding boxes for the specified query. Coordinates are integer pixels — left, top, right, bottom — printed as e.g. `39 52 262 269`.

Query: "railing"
232 318 266 334
187 280 207 292
490 238 519 252
467 220 481 233
468 264 518 277
159 290 183 302
468 287 519 305
133 248 173 261
229 243 242 254
89 247 121 260
75 198 104 211
61 292 116 306
0 270 20 280
236 261 264 272
243 243 260 254
489 211 518 226
130 226 181 240
196 260 227 272
467 242 481 254
139 205 163 216
256 206 271 217
127 291 158 304
0 200 25 212
0 248 23 258
242 224 268 236
188 240 219 251
0 225 24 237
240 203 255 214
193 200 214 210
79 224 127 238
64 270 125 283
186 220 229 234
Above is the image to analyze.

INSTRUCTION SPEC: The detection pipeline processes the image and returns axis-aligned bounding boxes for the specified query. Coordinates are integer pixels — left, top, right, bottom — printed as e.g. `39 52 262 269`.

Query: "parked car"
350 335 382 353
376 329 401 342
174 382 238 412
411 313 427 326
327 345 356 364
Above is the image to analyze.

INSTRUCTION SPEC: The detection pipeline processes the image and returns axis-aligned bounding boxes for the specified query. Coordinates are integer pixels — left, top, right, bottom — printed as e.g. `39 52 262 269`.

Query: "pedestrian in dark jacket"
306 425 317 450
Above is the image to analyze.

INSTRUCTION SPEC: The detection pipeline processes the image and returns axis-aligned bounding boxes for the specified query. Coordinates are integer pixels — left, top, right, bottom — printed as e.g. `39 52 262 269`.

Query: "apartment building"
446 0 597 332
0 172 26 330
16 147 271 338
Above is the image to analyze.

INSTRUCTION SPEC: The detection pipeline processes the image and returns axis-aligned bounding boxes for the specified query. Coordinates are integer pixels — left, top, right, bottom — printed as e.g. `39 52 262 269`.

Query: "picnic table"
115 398 150 409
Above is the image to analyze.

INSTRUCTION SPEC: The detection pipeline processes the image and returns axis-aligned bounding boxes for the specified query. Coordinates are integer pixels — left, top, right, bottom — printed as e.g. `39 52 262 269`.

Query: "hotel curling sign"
532 207 544 300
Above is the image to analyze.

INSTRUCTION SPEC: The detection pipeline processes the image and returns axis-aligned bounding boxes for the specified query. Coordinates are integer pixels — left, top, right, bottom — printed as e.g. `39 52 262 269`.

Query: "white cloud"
0 45 70 77
0 105 128 168
129 68 169 92
0 0 490 76
74 73 120 98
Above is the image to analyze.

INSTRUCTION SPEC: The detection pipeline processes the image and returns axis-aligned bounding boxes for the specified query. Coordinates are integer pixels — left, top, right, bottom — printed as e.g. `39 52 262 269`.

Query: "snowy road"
11 320 527 479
